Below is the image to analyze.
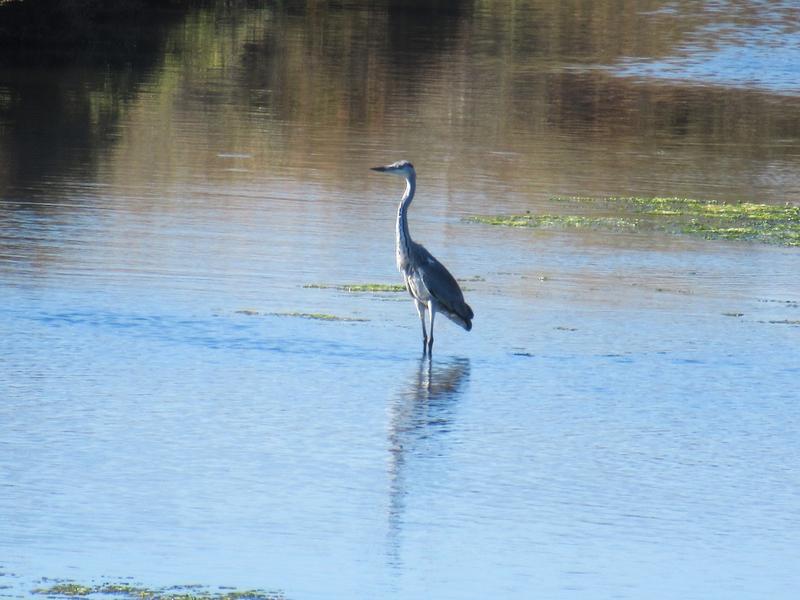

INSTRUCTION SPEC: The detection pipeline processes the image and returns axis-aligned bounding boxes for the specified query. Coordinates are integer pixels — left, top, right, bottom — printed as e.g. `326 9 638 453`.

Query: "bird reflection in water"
386 356 470 570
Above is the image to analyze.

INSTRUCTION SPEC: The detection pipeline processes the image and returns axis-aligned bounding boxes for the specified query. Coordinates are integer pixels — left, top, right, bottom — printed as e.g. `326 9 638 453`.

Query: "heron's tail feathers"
443 301 473 332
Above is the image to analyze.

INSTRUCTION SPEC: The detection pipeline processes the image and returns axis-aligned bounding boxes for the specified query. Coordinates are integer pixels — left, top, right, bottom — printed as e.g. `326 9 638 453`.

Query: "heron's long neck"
396 175 415 268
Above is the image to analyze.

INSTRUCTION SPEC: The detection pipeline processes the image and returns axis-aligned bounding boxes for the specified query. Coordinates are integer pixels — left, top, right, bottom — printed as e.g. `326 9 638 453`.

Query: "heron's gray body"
372 160 473 354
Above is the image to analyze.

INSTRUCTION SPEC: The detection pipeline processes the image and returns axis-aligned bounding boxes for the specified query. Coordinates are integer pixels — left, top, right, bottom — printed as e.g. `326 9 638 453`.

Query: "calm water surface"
1 2 799 599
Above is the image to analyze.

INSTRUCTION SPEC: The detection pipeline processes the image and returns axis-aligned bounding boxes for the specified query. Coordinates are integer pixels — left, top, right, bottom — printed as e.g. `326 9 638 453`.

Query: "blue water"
613 1 800 94
3 232 799 599
2 1 800 599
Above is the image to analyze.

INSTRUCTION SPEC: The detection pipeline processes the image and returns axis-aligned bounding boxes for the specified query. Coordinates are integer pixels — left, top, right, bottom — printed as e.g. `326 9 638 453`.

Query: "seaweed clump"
303 283 406 293
468 214 636 230
270 311 368 322
32 581 283 600
468 196 800 246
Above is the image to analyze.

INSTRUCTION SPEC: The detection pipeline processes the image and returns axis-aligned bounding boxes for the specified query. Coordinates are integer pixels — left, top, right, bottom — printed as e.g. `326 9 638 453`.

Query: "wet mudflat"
1 1 799 599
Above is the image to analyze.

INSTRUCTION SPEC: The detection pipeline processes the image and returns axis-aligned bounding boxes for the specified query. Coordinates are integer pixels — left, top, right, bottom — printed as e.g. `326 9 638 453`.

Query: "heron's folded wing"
417 251 474 322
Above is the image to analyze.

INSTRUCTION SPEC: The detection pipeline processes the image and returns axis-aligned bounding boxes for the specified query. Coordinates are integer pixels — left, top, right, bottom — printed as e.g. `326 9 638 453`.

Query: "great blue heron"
371 160 473 354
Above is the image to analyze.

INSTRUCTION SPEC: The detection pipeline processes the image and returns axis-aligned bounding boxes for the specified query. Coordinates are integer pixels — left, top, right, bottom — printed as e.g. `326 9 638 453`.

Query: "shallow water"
1 1 800 599
612 0 800 94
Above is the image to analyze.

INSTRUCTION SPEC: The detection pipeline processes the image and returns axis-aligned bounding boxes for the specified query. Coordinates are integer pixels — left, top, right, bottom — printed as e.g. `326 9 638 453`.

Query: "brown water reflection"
2 1 799 203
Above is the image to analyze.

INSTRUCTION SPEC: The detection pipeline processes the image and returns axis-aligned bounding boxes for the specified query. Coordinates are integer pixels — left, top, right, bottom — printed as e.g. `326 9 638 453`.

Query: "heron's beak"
371 165 389 172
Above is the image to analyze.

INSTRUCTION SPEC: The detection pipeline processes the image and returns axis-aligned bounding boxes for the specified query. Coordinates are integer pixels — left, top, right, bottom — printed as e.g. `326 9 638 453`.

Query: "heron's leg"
426 301 436 354
415 299 428 353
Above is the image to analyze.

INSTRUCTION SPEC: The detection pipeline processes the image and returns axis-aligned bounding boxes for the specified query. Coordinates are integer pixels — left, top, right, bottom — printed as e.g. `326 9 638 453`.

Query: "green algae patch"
304 283 406 293
32 582 284 600
33 583 94 596
469 197 800 246
235 309 368 321
466 214 637 230
270 311 368 322
568 196 800 245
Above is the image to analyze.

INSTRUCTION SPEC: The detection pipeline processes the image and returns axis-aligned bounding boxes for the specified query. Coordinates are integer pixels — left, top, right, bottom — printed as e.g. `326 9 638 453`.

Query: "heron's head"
370 160 415 178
